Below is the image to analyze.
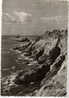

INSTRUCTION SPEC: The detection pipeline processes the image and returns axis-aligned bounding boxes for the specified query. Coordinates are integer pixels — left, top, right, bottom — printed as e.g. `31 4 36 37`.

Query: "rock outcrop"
14 37 61 86
2 30 67 96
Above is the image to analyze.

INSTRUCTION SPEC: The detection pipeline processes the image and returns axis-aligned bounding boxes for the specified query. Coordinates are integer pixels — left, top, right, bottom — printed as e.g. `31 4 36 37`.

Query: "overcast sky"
2 0 68 35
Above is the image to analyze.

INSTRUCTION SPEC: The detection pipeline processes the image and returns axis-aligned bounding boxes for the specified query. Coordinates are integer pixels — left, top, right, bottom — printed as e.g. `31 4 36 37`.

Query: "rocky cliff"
1 29 67 96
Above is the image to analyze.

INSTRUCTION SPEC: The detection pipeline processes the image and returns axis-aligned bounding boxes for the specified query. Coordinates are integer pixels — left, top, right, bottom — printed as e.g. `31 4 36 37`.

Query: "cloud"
3 11 32 24
3 13 16 22
14 11 32 23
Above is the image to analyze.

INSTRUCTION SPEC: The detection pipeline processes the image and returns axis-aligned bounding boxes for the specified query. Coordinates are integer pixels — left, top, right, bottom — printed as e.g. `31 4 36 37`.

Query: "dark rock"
14 45 61 86
41 53 66 86
38 54 48 64
48 46 61 64
27 42 36 52
18 37 30 42
13 46 20 50
13 41 31 52
15 64 50 85
35 47 44 60
12 36 62 89
16 35 20 38
24 52 32 56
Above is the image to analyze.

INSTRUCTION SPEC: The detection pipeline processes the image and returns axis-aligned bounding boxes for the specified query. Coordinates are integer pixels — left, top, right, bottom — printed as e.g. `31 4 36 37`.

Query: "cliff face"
1 29 67 96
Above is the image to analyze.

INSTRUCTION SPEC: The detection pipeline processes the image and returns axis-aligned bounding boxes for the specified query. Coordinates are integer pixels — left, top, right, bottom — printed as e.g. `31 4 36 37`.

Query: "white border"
67 0 69 98
0 0 69 98
0 0 2 96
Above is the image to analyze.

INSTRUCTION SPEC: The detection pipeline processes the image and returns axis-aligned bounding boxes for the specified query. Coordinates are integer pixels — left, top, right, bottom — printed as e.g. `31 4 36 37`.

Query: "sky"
2 0 68 35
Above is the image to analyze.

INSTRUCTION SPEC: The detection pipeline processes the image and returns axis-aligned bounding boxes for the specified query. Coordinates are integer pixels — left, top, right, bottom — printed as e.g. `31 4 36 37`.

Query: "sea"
1 35 19 77
1 35 40 96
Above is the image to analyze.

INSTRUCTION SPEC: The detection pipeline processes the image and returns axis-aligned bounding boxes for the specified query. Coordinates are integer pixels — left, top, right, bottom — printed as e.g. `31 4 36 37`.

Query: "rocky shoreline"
1 29 67 96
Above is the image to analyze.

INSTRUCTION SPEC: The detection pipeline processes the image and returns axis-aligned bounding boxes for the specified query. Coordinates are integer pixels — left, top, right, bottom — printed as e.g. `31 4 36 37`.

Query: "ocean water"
1 35 40 96
1 35 20 77
1 35 37 77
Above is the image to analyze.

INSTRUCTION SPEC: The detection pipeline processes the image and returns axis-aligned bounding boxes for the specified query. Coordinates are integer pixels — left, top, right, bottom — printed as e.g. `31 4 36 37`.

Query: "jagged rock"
14 38 61 86
35 47 44 60
13 41 31 52
14 64 50 85
24 52 32 56
38 54 47 64
26 41 36 53
35 53 66 96
41 53 66 86
18 37 30 42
